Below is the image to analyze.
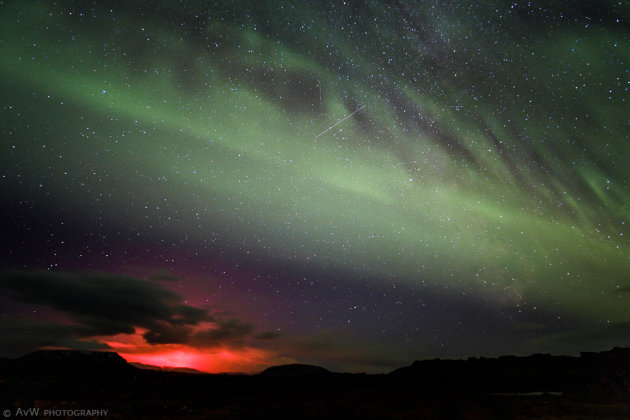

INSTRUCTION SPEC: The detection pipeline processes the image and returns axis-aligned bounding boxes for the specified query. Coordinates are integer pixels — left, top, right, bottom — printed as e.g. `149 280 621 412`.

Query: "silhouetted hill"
259 363 332 377
1 348 630 418
578 347 630 398
130 361 206 374
390 347 630 398
8 350 138 375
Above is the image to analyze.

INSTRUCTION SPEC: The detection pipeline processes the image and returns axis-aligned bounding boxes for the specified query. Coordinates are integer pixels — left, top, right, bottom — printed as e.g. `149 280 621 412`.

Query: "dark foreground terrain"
2 349 630 419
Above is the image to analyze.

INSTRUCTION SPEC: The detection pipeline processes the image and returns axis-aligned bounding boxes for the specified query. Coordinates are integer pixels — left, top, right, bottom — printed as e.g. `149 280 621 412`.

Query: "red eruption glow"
102 330 286 373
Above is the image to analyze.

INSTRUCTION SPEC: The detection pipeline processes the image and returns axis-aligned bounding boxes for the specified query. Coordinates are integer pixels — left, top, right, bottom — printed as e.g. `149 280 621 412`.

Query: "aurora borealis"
1 0 630 373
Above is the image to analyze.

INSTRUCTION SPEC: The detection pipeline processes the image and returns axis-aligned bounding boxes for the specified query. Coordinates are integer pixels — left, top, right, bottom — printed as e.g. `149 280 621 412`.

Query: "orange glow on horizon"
101 331 291 373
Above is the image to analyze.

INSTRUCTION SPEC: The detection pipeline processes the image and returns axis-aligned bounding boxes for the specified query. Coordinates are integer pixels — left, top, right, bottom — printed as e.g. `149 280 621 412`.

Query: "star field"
1 0 630 372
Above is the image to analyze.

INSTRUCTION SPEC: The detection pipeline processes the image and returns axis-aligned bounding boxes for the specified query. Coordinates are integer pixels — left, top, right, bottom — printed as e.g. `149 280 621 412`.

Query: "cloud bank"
0 271 276 358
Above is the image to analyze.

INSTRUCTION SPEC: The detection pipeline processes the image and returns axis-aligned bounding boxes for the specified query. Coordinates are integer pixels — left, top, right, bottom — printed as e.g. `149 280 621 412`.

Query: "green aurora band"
2 1 630 356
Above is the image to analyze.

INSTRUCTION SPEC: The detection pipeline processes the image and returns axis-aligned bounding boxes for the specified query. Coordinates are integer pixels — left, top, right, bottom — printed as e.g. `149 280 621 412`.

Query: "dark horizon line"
6 345 630 376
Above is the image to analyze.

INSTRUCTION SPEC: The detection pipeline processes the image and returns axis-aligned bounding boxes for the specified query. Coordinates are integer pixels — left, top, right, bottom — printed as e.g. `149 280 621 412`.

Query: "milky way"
1 1 630 372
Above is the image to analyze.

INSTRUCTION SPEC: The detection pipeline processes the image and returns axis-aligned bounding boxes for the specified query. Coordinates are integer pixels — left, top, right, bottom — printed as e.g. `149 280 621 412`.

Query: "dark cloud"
254 331 282 340
0 271 257 356
142 322 196 345
526 322 630 354
512 322 546 333
275 329 416 373
192 318 254 347
0 271 208 327
148 270 181 283
0 317 111 358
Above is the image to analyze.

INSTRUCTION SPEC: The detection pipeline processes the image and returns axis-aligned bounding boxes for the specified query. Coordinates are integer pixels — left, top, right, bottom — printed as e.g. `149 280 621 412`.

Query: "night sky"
1 0 630 373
